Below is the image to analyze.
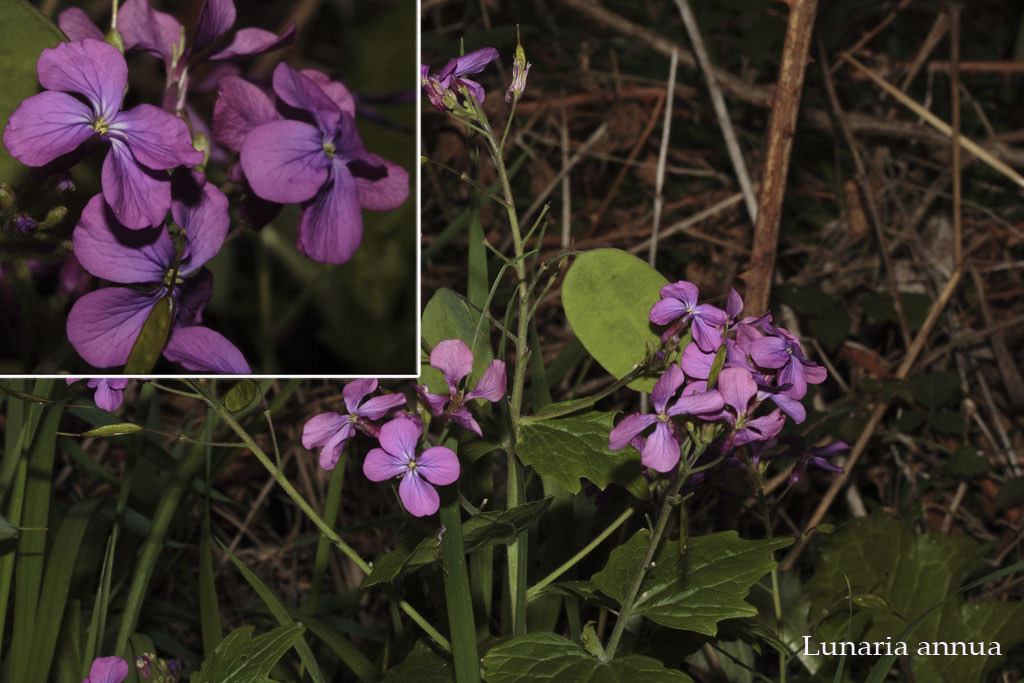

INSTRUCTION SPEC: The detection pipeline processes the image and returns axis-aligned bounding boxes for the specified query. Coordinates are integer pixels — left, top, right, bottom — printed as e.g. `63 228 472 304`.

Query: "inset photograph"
0 0 416 375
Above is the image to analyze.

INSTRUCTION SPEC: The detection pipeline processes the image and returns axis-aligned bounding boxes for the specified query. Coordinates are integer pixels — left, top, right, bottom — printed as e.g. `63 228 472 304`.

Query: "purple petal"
109 105 203 170
455 77 486 105
768 392 805 423
300 70 356 116
342 378 377 413
271 62 341 130
2 91 96 167
642 422 681 472
429 339 474 393
353 152 409 211
118 0 182 63
58 8 105 42
317 425 353 470
450 47 500 77
734 410 786 446
804 363 827 385
177 268 214 326
193 0 236 52
377 417 421 460
416 446 460 485
717 367 757 414
241 120 328 204
778 360 807 400
649 297 687 325
209 24 297 61
650 364 685 415
212 76 279 151
163 325 251 373
363 447 406 482
37 40 126 121
465 360 506 402
66 287 159 368
726 288 744 320
101 141 171 229
608 413 657 450
680 345 714 380
660 281 698 306
172 182 229 273
295 163 363 264
73 194 172 283
85 655 130 683
668 388 724 417
91 380 125 412
417 387 450 416
358 393 407 420
399 472 440 517
750 336 789 369
302 411 348 449
449 406 483 436
691 316 724 353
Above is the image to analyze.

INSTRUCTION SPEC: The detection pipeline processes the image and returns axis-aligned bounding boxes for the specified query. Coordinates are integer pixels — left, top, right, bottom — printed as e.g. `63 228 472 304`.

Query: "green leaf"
995 477 1024 511
807 306 850 351
124 296 175 374
0 512 18 540
592 529 792 636
910 371 960 411
191 624 304 683
381 640 453 683
0 0 65 187
421 287 494 395
947 445 988 478
81 423 145 437
776 283 833 316
518 410 648 499
223 380 258 412
806 512 1024 682
561 249 668 392
363 498 552 587
482 632 693 682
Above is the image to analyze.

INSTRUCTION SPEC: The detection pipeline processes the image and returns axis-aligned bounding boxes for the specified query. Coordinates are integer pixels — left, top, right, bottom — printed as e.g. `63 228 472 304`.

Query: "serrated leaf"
191 624 304 683
224 379 258 412
806 512 1024 682
124 295 174 374
421 287 494 395
518 410 648 499
364 498 552 587
381 639 453 683
561 249 668 392
81 423 144 437
482 632 692 682
592 529 792 636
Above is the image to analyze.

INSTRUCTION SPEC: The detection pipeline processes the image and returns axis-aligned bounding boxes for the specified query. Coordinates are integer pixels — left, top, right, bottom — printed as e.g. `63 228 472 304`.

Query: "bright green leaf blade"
381 639 453 683
124 296 175 374
482 632 693 682
561 249 668 392
190 624 304 683
223 380 258 412
421 287 494 394
518 410 648 499
82 423 145 438
592 529 791 636
0 0 65 186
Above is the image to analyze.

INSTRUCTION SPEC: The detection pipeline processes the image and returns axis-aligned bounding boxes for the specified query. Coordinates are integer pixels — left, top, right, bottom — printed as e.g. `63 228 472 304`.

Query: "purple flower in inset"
421 47 500 111
773 436 848 483
81 655 129 683
302 379 407 471
66 181 249 373
363 416 460 517
417 339 506 436
749 325 827 399
649 281 727 352
234 64 408 264
66 377 130 412
711 367 786 448
2 40 203 229
609 364 724 472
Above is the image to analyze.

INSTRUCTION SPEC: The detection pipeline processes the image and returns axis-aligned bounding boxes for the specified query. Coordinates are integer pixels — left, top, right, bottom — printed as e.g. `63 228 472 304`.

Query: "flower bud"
55 173 75 195
15 214 36 232
192 131 210 173
0 182 13 213
505 26 531 103
105 27 125 54
43 205 68 228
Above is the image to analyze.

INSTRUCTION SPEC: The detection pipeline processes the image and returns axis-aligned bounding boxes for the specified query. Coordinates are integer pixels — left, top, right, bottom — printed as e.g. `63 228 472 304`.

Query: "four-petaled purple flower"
66 377 130 412
749 323 827 400
707 367 786 448
418 339 506 436
302 379 408 471
66 179 249 373
81 655 129 683
774 436 848 483
2 39 203 229
363 416 460 517
421 47 500 111
649 280 727 351
609 364 724 472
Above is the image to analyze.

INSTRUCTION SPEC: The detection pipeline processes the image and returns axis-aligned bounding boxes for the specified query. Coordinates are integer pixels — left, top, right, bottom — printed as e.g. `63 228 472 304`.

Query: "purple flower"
608 364 724 472
421 47 500 111
302 379 407 471
417 339 506 436
230 64 408 264
749 325 827 399
710 367 786 448
774 436 848 483
81 655 129 683
66 377 130 412
649 281 728 352
363 416 460 517
2 40 203 229
66 181 249 373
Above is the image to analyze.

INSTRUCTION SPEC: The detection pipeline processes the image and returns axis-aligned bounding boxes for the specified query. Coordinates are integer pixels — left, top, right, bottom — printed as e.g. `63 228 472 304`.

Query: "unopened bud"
505 26 531 103
55 173 75 195
192 132 210 173
105 27 124 54
15 213 36 232
43 205 67 228
0 182 13 213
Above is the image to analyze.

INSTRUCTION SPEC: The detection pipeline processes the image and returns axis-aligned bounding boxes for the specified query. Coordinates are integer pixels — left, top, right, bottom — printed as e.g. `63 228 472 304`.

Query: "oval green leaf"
561 249 668 392
224 379 257 412
82 423 145 437
124 295 175 374
420 287 494 395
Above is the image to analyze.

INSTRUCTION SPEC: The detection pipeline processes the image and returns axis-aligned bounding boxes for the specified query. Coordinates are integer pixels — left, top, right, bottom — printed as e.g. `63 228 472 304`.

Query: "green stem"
439 494 481 683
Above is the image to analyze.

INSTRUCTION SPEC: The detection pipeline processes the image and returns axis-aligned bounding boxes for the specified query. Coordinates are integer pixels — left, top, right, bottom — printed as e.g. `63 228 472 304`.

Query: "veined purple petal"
717 367 757 414
241 120 329 204
642 422 680 472
84 655 130 683
767 392 805 423
668 388 724 417
726 288 744 320
359 393 407 420
342 378 377 413
449 47 500 77
750 335 789 369
90 378 126 412
66 287 160 368
163 325 251 373
465 360 506 402
399 472 440 517
177 268 214 327
778 360 807 400
650 364 685 415
680 344 714 380
212 77 279 151
302 411 348 449
363 447 406 482
2 91 96 167
109 105 203 170
300 70 356 116
691 316 724 353
804 363 827 385
58 8 105 42
209 25 297 61
295 163 362 264
37 40 126 122
172 182 229 273
449 406 483 436
416 446 460 485
193 0 236 52
73 194 172 283
119 0 182 64
418 386 449 415
272 63 341 130
102 141 171 229
608 413 657 450
660 281 698 305
455 77 486 105
649 297 687 325
378 417 420 460
734 410 786 446
353 152 409 211
317 424 354 470
429 339 473 393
